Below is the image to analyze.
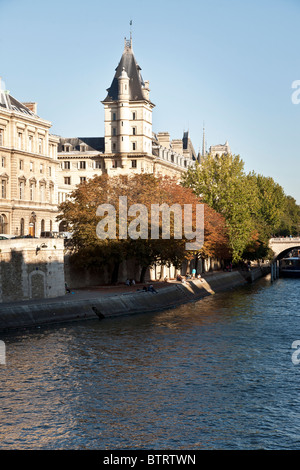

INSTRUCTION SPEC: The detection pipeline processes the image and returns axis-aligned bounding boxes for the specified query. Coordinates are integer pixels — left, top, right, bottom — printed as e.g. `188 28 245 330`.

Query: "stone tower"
102 37 155 159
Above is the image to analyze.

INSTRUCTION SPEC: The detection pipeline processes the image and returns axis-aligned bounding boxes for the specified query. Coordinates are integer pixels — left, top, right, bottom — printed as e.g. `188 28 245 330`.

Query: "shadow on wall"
0 248 65 303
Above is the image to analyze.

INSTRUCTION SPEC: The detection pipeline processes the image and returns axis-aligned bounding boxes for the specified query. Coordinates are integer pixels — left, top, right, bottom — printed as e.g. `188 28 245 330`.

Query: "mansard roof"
0 89 37 117
103 40 150 103
58 137 105 153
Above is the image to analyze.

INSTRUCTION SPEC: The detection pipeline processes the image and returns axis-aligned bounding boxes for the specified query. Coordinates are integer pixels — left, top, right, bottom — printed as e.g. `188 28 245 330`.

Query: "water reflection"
0 277 300 449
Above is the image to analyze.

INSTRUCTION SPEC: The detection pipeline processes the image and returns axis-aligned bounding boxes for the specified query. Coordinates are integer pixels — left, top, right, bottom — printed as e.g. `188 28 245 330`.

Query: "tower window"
132 127 136 135
132 112 136 120
112 112 116 121
132 142 136 151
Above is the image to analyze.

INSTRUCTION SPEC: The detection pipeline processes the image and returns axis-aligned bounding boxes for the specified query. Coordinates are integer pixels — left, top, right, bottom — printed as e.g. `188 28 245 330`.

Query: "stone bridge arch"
269 237 300 260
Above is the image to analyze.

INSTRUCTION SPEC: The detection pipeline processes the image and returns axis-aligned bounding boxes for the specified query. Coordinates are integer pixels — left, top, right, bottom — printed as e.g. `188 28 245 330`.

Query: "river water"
0 276 300 450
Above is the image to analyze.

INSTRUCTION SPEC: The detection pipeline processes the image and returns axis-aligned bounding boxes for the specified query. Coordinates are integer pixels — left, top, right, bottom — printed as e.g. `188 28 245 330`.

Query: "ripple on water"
1 277 300 449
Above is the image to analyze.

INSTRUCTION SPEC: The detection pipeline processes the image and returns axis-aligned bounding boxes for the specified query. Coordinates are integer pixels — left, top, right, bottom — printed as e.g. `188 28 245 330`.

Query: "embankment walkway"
0 267 267 333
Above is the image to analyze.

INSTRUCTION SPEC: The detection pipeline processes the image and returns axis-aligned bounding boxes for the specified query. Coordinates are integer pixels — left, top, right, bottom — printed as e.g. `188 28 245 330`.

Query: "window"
20 218 25 236
64 161 70 170
19 181 25 200
0 214 8 234
132 112 136 120
40 164 43 174
131 160 137 168
95 161 102 169
112 160 118 168
112 143 116 151
41 219 45 232
48 166 52 177
40 185 45 202
28 135 33 152
30 161 33 172
38 138 43 154
1 157 5 168
30 183 35 201
18 133 22 149
80 177 86 183
132 142 136 151
19 159 24 170
79 161 86 169
132 127 136 135
112 127 116 136
112 112 116 121
49 185 53 203
0 129 4 146
1 179 6 199
64 177 71 185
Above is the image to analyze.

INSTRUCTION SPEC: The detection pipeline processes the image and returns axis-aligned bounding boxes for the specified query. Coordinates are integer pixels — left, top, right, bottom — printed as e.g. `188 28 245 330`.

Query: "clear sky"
1 0 299 203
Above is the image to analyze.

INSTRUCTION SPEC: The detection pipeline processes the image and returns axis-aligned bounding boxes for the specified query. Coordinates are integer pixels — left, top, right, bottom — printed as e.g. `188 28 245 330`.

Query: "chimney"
23 102 37 114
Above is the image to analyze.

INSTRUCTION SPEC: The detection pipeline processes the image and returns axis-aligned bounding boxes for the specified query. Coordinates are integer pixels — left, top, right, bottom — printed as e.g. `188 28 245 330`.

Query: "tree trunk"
111 261 119 285
140 265 147 284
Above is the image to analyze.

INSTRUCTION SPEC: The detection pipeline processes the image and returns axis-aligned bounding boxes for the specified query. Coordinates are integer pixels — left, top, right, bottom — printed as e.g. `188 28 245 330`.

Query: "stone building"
209 140 231 157
0 78 59 236
57 38 197 195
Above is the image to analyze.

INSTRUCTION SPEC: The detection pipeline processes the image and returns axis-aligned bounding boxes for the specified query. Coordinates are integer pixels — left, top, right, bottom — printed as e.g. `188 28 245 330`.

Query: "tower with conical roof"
102 36 155 164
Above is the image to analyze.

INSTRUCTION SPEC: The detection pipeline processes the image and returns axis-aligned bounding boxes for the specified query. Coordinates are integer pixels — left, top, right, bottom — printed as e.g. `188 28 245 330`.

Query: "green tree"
275 195 300 236
182 154 259 262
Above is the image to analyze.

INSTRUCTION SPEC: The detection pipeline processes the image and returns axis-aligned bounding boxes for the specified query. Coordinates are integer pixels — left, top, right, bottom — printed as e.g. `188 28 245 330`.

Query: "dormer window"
64 144 71 152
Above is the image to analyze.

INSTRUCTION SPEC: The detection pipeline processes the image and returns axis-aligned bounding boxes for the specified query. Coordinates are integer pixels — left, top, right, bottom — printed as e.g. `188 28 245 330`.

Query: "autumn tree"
58 173 230 283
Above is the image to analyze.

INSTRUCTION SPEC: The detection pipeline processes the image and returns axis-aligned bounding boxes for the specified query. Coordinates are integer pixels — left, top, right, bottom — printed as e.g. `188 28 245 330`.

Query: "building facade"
209 140 231 157
57 38 197 194
0 79 59 236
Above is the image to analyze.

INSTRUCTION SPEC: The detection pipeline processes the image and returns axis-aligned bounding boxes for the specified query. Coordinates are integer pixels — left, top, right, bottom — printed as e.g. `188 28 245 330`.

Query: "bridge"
269 237 300 260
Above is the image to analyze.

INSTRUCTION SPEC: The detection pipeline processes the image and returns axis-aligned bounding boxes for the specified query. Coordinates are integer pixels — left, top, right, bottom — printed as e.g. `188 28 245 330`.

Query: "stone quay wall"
0 238 65 304
0 271 249 332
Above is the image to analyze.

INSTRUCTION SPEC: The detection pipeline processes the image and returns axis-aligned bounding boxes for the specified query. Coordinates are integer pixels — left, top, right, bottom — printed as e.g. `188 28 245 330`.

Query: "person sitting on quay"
147 284 158 293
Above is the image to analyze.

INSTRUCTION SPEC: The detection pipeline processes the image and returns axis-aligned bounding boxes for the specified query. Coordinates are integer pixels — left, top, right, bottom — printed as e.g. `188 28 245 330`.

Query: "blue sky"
1 0 299 203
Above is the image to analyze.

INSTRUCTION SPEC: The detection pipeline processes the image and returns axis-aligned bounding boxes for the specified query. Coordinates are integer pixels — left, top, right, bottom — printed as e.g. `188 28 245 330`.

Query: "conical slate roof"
103 41 149 103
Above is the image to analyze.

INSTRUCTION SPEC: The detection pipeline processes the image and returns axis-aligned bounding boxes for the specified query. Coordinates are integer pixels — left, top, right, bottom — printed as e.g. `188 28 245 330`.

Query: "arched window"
0 214 8 234
41 219 45 233
20 218 25 236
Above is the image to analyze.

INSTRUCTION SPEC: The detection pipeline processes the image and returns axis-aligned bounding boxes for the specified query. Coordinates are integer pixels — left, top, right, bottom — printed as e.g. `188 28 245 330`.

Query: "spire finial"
130 19 132 47
124 21 133 50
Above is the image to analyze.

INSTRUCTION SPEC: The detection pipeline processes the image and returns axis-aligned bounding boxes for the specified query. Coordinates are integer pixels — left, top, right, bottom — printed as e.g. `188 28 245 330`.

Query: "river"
0 276 300 450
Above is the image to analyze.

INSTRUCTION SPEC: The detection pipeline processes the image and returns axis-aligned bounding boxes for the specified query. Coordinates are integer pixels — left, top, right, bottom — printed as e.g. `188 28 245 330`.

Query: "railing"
270 237 300 243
